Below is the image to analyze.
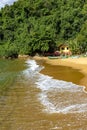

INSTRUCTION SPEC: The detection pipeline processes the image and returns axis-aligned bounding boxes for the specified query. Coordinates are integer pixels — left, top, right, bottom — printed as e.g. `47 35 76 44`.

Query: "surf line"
25 59 87 114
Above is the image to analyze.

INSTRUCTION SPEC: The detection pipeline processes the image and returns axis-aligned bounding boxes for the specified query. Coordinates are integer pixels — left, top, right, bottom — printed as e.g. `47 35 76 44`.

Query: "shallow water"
0 59 87 130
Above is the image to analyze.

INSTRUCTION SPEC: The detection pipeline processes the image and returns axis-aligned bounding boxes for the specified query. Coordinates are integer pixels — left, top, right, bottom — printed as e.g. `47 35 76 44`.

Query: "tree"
0 0 87 58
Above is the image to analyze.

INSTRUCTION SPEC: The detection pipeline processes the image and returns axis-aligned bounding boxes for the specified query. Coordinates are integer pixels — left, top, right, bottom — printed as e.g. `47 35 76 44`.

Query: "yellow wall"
60 46 70 53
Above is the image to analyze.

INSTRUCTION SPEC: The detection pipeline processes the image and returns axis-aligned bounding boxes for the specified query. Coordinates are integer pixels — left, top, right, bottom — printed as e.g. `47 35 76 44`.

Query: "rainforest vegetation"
0 0 87 58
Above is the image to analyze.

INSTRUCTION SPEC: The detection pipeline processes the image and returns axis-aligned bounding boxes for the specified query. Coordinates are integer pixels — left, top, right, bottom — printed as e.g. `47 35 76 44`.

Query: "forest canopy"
0 0 87 58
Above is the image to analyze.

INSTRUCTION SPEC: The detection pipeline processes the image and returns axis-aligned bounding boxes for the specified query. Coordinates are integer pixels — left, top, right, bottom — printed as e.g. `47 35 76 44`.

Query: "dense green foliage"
0 0 87 58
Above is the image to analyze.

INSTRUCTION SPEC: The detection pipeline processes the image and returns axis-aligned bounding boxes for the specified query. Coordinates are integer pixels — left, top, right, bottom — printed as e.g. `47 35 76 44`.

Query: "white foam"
38 92 87 114
24 59 87 114
59 104 87 113
23 60 43 79
38 93 57 113
36 74 83 92
25 60 39 71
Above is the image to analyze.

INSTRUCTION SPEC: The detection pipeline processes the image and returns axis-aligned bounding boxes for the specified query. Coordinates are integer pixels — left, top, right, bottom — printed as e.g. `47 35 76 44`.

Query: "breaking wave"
24 59 87 114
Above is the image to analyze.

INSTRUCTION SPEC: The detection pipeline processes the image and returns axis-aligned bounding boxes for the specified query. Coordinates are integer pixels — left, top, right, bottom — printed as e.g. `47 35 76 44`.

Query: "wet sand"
0 58 87 130
33 56 87 91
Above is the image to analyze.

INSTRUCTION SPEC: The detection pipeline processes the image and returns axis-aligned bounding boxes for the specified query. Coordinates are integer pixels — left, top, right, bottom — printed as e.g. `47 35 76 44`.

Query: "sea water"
0 59 87 130
25 60 87 114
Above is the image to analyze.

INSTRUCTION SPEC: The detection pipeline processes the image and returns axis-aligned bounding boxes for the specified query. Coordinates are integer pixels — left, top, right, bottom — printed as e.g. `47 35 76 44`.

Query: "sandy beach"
33 56 87 91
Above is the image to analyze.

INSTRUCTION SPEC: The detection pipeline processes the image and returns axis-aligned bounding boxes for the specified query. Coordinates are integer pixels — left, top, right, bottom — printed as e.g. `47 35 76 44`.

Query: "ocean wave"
25 59 87 114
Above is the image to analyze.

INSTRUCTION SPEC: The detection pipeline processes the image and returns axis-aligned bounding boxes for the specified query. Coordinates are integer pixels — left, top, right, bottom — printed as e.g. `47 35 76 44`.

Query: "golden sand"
33 56 87 91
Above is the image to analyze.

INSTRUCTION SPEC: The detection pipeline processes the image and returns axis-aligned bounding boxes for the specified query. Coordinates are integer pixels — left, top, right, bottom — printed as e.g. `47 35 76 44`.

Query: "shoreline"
33 56 87 91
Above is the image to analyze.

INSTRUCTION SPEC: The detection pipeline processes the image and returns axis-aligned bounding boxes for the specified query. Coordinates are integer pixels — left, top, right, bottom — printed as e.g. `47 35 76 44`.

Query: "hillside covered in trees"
0 0 87 58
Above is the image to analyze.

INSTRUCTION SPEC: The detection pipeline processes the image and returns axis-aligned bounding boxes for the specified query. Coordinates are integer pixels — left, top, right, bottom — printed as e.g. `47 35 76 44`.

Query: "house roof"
58 43 69 48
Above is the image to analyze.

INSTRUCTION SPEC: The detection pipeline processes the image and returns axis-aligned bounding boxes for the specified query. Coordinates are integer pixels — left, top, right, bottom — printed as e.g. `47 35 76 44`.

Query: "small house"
58 44 72 56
